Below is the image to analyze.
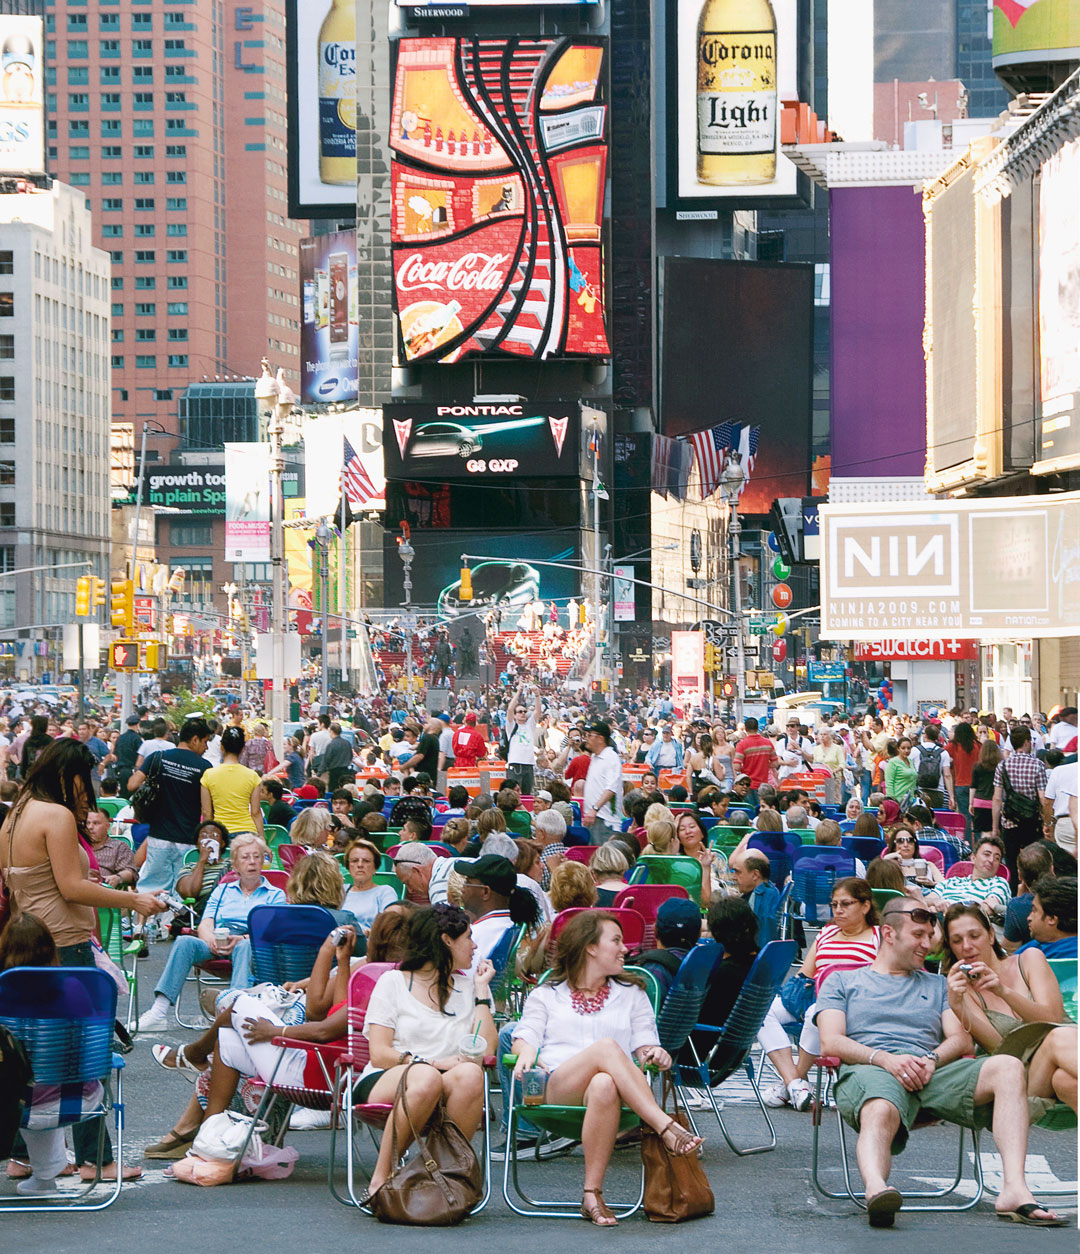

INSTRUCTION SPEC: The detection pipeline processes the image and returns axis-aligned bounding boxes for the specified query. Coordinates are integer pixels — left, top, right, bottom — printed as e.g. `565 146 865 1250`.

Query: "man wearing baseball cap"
583 720 623 844
455 854 540 975
452 710 487 769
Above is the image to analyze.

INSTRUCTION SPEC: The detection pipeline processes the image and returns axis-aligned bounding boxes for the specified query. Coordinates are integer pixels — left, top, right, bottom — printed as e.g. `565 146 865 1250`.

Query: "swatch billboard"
384 402 579 481
390 36 609 362
299 229 359 404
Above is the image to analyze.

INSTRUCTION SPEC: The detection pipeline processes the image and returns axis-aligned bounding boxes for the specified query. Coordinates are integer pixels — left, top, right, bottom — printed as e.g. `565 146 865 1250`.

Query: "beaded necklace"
570 982 610 1015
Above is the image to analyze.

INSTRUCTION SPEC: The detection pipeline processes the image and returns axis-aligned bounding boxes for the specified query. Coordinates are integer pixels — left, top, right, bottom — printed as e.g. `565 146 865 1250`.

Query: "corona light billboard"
819 493 1080 642
390 36 609 362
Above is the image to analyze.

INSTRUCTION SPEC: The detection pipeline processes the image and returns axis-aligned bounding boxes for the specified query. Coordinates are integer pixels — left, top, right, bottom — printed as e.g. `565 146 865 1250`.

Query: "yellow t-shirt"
202 761 261 836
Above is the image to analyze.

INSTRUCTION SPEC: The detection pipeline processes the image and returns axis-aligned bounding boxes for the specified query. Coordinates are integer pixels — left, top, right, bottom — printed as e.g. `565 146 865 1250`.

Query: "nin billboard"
299 229 359 404
390 37 609 363
661 257 813 515
0 17 44 176
384 402 579 481
819 492 1080 642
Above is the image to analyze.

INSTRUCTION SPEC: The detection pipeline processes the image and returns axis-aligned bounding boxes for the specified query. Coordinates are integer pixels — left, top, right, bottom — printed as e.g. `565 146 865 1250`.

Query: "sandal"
6 1160 76 1181
658 1117 703 1157
580 1187 618 1227
79 1162 143 1183
144 1129 197 1160
996 1203 1065 1228
152 1043 204 1082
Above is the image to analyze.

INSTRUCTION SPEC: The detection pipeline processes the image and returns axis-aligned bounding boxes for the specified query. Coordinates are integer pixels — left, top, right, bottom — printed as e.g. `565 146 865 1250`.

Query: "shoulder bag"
641 1073 715 1223
367 1061 482 1226
130 752 164 823
1000 764 1039 824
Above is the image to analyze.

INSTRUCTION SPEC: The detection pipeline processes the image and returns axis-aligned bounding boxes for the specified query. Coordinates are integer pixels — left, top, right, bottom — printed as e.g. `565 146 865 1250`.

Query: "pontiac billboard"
820 493 1080 641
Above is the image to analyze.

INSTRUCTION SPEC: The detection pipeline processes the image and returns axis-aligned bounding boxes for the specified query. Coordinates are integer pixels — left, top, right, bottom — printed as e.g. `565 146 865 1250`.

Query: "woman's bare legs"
1027 1027 1078 1113
364 1063 443 1194
442 1061 485 1138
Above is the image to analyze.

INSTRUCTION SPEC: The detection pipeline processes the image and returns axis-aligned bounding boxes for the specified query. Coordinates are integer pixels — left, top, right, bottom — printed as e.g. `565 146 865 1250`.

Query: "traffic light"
110 578 134 632
75 576 91 617
142 641 166 671
459 565 472 601
92 576 106 608
703 642 716 673
111 640 138 671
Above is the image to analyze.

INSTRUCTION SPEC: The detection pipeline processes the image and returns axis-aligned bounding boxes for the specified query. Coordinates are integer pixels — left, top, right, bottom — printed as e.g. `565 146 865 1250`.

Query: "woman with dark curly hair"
359 904 497 1199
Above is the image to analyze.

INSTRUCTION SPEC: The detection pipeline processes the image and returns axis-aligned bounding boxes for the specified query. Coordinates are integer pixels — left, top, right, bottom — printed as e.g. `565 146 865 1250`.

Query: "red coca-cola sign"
853 640 979 661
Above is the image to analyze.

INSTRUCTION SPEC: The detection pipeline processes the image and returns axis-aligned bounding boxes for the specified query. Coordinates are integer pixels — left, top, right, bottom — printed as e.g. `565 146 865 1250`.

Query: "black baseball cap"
455 854 516 896
585 720 612 743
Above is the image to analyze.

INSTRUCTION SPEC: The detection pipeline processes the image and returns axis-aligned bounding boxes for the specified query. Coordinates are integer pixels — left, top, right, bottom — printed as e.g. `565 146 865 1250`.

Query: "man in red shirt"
451 712 488 769
732 717 778 806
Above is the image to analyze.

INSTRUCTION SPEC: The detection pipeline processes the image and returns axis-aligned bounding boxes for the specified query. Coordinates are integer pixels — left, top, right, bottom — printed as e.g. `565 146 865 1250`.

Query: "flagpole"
340 482 349 693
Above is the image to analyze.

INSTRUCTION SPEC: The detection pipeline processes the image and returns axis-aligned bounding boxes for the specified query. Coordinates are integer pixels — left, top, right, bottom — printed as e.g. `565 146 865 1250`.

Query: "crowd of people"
0 680 1074 1227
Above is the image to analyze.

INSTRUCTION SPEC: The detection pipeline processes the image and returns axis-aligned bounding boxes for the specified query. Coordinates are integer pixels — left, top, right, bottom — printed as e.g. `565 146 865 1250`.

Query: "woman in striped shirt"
757 878 880 1110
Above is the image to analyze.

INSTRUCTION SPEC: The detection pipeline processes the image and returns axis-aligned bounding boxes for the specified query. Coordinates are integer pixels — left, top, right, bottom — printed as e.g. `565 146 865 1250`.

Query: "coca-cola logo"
397 251 510 294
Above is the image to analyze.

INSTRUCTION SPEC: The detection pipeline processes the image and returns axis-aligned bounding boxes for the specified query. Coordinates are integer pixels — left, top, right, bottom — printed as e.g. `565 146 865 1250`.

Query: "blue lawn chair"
792 850 856 925
248 904 339 985
748 835 793 886
841 836 885 864
673 940 798 1155
565 824 591 847
0 968 126 1212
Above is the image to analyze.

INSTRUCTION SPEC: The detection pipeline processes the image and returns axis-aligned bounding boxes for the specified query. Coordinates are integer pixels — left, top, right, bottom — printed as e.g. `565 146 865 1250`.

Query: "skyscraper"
46 0 307 439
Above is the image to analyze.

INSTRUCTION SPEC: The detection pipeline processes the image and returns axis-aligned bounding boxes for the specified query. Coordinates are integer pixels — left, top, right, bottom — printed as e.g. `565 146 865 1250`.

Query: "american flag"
340 436 378 508
690 421 735 498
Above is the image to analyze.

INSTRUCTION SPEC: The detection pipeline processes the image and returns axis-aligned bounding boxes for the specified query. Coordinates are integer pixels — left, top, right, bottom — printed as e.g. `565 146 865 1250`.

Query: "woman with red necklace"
511 911 703 1226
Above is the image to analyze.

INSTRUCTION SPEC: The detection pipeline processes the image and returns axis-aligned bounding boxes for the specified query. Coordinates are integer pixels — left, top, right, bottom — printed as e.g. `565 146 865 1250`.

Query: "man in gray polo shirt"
817 899 1064 1229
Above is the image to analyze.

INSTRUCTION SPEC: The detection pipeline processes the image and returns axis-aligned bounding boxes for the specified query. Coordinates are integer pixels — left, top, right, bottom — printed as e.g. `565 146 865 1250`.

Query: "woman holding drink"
511 911 703 1226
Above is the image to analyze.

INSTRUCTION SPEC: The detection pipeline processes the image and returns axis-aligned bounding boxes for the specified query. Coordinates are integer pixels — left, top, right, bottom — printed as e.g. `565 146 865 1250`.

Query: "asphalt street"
2 943 1075 1254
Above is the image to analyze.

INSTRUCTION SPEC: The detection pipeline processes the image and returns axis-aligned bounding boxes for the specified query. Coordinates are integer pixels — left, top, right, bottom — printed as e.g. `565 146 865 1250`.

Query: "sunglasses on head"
887 907 941 926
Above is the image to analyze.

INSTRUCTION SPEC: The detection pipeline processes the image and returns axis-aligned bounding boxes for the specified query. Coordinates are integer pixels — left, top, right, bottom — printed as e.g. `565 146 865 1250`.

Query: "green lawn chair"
98 905 141 1033
630 855 705 904
501 966 661 1218
371 870 406 900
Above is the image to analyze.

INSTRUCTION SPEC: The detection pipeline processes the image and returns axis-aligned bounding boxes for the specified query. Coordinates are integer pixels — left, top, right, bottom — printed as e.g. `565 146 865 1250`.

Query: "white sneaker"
682 1088 711 1110
289 1107 333 1130
788 1079 814 1112
761 1083 790 1108
17 1175 59 1196
137 1005 170 1033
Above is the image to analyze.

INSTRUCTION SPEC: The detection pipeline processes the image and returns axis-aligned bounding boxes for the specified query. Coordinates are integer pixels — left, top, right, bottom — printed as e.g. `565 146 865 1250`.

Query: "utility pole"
397 530 415 707
316 519 331 711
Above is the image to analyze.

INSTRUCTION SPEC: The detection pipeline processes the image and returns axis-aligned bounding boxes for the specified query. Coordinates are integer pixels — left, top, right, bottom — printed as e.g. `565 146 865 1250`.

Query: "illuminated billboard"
390 36 609 362
819 492 1080 642
0 17 43 176
299 230 359 404
286 0 356 217
1036 135 1080 474
384 402 579 481
669 0 799 206
992 0 1080 73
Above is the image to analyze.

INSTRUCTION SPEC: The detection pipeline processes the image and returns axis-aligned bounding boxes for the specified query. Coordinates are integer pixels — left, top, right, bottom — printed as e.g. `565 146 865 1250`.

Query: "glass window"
166 302 187 315
135 277 156 289
167 354 188 367
0 253 13 276
135 329 155 341
101 171 121 185
0 334 13 357
134 224 154 237
166 197 186 210
0 377 14 401
135 355 156 368
169 521 213 547
0 294 12 317
135 302 155 316
0 461 14 485
0 419 13 443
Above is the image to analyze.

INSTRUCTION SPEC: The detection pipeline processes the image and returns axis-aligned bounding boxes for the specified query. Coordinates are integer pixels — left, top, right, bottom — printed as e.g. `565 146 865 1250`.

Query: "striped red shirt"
813 924 880 993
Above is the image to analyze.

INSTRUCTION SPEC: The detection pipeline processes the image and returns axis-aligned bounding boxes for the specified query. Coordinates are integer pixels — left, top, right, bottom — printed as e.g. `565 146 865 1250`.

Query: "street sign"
749 613 772 635
686 577 707 589
809 660 845 684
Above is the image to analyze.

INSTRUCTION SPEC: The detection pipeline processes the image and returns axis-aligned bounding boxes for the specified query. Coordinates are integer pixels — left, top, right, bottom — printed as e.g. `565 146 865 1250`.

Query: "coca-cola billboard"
390 36 609 362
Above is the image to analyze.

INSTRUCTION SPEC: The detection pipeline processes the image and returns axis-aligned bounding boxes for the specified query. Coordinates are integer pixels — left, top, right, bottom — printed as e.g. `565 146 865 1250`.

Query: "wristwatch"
924 1050 940 1065
475 997 493 1008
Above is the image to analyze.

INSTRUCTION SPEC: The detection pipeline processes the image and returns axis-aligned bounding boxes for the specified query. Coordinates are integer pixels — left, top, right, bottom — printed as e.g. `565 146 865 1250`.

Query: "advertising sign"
613 565 635 622
820 492 1080 641
299 230 359 404
670 0 798 206
390 37 609 362
992 0 1080 69
0 17 43 176
286 0 355 217
117 462 302 515
224 444 271 563
808 660 845 684
304 410 385 516
381 528 580 618
1036 135 1080 474
384 402 579 481
853 640 979 662
671 630 706 711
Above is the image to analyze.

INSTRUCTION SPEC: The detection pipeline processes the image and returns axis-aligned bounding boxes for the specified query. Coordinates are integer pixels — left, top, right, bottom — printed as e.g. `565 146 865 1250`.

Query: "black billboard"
384 402 580 482
660 258 813 515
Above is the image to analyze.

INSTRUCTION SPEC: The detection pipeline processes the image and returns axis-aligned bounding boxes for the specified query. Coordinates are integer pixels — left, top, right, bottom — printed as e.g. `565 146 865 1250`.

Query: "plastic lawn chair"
248 904 339 985
629 855 705 903
97 905 141 1034
612 884 691 950
546 907 646 964
371 870 406 899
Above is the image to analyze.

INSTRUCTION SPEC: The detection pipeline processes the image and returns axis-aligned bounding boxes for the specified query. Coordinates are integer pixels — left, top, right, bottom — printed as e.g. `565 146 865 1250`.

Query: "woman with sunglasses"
943 904 1077 1114
757 878 880 1111
882 829 943 890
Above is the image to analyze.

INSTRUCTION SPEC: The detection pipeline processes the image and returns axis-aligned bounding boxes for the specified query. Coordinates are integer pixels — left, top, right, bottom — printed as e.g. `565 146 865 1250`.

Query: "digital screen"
0 17 44 176
299 230 360 404
390 36 609 362
384 402 579 481
661 257 813 515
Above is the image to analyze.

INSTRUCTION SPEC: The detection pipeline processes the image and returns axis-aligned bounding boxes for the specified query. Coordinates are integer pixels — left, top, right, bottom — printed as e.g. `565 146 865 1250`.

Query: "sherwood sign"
820 493 1080 642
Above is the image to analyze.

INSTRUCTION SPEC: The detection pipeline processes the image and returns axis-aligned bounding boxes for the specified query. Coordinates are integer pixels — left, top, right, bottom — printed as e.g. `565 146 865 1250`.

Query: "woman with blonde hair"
591 841 629 906
643 800 674 828
641 816 677 857
290 806 333 848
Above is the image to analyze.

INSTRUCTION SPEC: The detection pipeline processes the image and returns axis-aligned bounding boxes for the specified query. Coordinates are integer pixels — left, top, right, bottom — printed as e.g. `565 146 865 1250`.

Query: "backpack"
916 744 943 791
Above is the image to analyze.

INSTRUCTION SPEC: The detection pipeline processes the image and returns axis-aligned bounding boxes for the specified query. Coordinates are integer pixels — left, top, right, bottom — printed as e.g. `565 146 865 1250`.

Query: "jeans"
137 837 190 894
954 785 971 843
505 763 534 794
589 817 620 846
497 1022 538 1137
154 934 255 1006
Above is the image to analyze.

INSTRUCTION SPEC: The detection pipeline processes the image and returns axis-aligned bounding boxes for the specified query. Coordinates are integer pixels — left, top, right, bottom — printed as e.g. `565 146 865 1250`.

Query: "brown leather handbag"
641 1075 714 1223
367 1062 483 1226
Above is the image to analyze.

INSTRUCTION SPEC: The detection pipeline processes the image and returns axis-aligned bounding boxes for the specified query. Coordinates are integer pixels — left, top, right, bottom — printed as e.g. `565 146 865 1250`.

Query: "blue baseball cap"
655 898 702 948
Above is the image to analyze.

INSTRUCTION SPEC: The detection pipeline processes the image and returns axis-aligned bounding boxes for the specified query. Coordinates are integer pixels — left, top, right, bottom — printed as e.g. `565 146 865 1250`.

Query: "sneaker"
289 1107 333 1130
535 1135 578 1159
17 1175 60 1196
788 1079 814 1112
137 1004 170 1033
489 1135 538 1162
761 1083 790 1108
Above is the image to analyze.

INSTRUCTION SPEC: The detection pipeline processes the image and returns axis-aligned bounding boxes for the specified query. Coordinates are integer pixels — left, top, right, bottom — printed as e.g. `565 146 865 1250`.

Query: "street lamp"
396 533 415 703
315 519 331 710
719 451 747 726
253 358 295 758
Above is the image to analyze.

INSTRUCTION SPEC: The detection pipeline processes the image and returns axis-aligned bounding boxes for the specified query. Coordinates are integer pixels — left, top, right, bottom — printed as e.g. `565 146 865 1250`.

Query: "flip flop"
866 1187 903 1228
997 1203 1066 1227
151 1043 204 1082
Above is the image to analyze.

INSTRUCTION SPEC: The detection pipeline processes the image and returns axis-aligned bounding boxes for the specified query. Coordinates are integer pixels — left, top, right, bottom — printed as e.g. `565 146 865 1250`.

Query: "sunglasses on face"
887 908 941 926
831 899 861 910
